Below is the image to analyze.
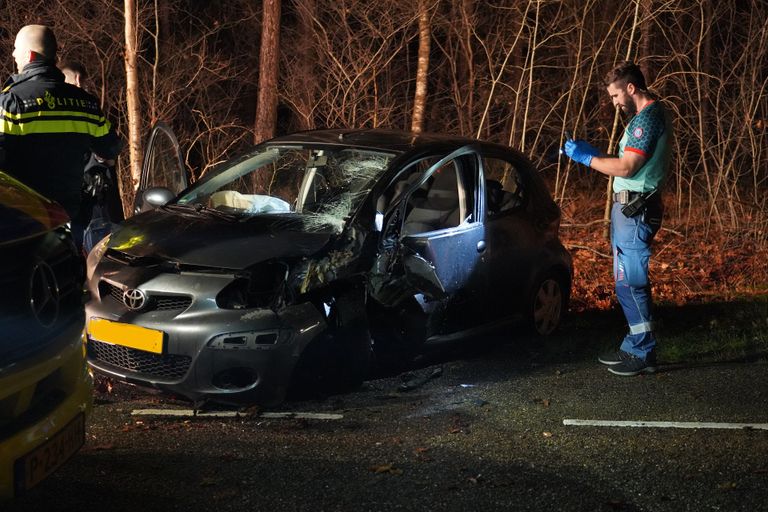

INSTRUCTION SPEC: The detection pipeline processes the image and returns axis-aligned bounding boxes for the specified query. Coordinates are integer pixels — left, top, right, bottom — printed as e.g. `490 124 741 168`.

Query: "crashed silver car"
85 126 572 406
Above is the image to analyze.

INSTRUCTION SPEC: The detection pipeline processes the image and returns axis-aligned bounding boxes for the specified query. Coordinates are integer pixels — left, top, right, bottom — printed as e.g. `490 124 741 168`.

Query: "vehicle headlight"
215 261 288 310
86 234 111 282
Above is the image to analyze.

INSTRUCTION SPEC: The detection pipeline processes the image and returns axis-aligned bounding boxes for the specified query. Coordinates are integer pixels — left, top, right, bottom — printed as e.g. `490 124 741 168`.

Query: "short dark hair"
60 61 88 81
604 61 647 91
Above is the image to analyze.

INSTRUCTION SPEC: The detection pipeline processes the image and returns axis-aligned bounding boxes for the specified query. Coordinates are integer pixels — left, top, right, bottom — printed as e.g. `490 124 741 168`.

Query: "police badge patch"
633 127 644 138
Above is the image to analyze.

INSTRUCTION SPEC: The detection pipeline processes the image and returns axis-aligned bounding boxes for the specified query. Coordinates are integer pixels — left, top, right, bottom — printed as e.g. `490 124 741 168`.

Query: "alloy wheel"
532 278 563 336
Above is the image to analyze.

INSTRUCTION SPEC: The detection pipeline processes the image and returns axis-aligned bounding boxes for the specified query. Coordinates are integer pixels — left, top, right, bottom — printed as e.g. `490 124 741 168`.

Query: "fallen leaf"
240 405 260 417
369 463 403 476
717 482 737 491
83 443 115 452
199 477 219 487
413 447 433 461
542 431 553 438
371 464 393 473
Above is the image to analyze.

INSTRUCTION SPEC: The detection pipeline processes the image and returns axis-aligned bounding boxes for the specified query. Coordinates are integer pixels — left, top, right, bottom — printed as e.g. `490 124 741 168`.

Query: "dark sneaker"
608 354 658 376
598 349 633 366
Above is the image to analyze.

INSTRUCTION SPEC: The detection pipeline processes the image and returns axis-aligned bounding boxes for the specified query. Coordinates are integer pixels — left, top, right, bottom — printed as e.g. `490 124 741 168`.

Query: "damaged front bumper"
85 270 327 406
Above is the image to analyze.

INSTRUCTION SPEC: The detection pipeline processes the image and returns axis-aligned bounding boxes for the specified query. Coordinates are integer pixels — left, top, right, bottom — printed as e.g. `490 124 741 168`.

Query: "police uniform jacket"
0 61 121 218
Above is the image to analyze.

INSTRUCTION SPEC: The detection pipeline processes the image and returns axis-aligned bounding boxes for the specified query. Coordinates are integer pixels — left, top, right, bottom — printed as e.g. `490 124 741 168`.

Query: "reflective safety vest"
0 61 120 219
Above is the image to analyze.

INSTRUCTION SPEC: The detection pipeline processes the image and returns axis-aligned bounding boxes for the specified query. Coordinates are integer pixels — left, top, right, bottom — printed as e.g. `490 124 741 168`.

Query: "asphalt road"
7 339 768 512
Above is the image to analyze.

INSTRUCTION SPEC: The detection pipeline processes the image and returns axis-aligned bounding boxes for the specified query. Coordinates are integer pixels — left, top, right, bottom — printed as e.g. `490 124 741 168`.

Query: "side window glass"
402 158 467 235
483 156 525 216
145 131 186 194
375 157 437 229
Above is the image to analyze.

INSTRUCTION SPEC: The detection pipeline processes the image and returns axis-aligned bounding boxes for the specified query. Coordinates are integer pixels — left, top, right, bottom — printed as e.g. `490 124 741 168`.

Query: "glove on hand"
564 139 600 167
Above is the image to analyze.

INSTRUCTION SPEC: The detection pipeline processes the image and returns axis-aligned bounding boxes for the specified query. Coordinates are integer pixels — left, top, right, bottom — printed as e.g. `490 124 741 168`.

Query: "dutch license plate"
88 318 164 354
14 413 85 494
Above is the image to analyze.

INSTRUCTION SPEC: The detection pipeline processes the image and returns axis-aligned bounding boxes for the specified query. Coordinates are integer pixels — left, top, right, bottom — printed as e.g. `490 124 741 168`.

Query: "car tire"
525 270 568 336
369 299 427 376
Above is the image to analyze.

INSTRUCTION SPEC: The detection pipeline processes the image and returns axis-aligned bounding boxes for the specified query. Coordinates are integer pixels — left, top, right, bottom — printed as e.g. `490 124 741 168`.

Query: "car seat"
402 167 461 235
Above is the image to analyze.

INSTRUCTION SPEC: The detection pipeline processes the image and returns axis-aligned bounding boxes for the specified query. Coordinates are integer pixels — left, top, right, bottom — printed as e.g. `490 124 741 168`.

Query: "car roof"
265 128 517 156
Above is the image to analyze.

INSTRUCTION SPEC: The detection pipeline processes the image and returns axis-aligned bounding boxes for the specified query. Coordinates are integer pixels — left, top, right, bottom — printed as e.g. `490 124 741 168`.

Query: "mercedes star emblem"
30 261 60 328
123 288 148 311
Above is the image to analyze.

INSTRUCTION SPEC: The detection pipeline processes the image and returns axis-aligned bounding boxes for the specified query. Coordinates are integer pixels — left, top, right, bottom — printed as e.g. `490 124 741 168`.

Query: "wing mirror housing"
143 187 175 208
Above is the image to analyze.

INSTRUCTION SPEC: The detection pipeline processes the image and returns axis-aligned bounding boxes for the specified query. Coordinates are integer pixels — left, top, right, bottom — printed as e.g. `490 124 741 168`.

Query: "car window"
483 156 525 215
145 133 187 194
176 146 394 232
399 156 475 236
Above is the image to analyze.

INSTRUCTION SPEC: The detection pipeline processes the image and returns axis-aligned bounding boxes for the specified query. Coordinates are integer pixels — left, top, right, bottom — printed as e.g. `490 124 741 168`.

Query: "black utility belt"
614 189 659 218
613 190 642 204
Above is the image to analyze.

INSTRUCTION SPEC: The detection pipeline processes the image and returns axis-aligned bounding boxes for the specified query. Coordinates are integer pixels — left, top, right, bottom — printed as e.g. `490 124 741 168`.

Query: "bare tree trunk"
520 0 540 154
292 0 317 131
149 0 167 125
639 1 652 79
411 0 432 134
446 0 477 136
124 0 142 194
603 0 642 238
254 0 281 144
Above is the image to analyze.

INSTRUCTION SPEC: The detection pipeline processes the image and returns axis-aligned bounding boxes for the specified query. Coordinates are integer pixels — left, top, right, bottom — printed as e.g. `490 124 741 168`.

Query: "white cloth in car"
209 190 291 213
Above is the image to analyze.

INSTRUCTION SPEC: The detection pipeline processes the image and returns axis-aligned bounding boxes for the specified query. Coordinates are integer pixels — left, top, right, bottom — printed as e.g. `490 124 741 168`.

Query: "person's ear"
626 82 635 95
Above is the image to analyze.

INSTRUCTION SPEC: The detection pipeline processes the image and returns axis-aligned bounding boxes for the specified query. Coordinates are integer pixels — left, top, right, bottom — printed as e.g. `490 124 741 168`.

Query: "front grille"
88 339 192 380
0 229 83 358
101 282 192 313
155 296 193 311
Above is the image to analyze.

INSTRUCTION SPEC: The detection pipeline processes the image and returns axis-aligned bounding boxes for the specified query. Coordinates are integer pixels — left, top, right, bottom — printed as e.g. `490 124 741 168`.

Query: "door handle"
476 240 486 253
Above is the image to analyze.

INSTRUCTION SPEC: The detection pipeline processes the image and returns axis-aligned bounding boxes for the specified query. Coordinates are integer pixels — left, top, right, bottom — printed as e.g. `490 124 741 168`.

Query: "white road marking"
563 419 768 430
131 409 343 420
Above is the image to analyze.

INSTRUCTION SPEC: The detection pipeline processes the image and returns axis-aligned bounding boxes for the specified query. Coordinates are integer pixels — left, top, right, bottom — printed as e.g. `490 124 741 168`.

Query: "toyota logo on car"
122 288 147 311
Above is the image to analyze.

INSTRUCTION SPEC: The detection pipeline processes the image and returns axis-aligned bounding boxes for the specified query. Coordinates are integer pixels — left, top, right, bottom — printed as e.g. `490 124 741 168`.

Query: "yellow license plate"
88 318 165 354
14 413 85 494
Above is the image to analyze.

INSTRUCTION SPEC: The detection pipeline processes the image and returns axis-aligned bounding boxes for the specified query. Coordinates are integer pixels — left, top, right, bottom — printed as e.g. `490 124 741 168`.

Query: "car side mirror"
143 187 175 208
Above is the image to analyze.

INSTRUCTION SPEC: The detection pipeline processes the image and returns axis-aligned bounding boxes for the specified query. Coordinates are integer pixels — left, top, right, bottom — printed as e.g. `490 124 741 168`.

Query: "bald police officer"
1 25 120 246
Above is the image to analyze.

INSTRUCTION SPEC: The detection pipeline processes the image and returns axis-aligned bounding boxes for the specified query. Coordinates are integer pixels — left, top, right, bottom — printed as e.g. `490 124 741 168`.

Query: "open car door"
372 145 488 336
133 122 189 215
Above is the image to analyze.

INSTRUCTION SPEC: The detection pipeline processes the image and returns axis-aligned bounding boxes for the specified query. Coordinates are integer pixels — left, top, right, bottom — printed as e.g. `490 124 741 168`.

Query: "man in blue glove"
563 61 672 376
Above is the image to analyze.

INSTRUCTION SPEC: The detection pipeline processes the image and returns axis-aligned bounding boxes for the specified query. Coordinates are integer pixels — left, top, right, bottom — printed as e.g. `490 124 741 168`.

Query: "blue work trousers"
610 199 662 360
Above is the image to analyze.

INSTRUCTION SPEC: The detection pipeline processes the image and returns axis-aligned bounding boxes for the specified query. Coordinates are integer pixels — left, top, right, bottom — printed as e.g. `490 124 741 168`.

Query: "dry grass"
557 189 768 313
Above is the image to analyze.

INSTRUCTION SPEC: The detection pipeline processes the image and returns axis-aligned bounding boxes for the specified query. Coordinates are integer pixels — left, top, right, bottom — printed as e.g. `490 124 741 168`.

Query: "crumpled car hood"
106 210 333 269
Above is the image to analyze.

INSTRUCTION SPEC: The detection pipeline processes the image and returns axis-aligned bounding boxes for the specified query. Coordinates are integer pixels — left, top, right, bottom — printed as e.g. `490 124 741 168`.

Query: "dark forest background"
1 0 767 248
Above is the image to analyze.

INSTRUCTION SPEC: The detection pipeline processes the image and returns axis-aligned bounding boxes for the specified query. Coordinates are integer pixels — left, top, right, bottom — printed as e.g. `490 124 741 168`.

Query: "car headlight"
86 234 111 282
216 261 289 310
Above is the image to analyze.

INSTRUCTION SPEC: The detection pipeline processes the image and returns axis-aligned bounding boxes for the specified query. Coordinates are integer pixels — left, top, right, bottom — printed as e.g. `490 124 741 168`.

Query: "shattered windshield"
176 146 395 232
